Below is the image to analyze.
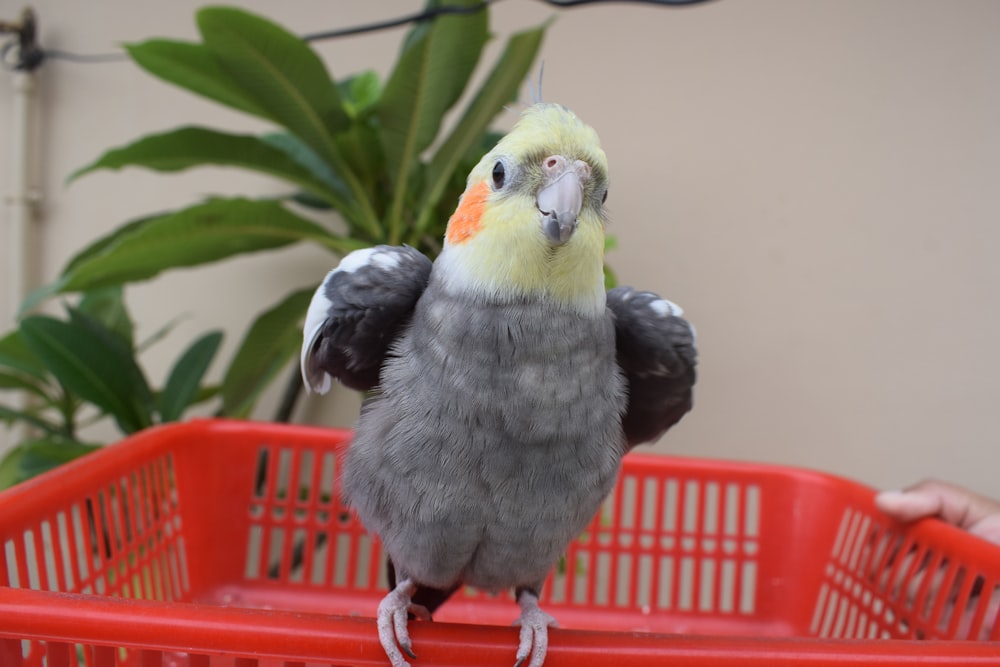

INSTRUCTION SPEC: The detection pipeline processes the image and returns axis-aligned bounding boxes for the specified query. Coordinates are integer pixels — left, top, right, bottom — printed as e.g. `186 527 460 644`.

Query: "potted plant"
0 1 548 486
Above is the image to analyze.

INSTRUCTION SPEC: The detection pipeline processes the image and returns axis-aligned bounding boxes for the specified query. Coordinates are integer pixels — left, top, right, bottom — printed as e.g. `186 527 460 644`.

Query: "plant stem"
59 387 77 439
273 366 304 423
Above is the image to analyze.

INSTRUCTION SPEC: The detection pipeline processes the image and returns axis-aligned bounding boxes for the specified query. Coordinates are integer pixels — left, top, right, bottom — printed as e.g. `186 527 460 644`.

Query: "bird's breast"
408 283 624 438
343 278 627 589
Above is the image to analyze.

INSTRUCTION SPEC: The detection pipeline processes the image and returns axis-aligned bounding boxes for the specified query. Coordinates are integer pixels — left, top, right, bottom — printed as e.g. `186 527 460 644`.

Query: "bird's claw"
512 591 558 667
377 579 431 667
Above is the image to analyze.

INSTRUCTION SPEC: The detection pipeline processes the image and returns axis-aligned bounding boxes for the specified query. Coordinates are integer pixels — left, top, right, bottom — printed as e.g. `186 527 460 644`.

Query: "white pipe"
7 67 39 327
3 65 39 455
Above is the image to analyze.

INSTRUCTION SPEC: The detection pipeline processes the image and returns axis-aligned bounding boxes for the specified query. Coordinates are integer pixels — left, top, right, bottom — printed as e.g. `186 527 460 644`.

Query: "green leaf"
159 330 223 422
62 213 163 277
195 7 381 237
77 287 134 348
190 384 221 406
0 438 101 490
333 74 385 197
70 127 349 209
334 122 384 213
260 132 352 206
378 0 489 242
19 315 152 434
0 404 63 436
337 70 381 117
603 234 618 289
197 6 349 137
17 280 69 317
66 307 156 417
414 22 548 239
262 131 383 234
58 198 353 292
136 314 189 354
604 233 618 253
291 190 333 211
0 371 53 403
125 39 268 118
127 17 379 236
220 288 313 418
603 263 619 290
0 330 47 380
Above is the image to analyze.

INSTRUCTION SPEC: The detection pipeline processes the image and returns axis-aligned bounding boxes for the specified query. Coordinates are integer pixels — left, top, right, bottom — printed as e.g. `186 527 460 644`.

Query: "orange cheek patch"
446 181 490 245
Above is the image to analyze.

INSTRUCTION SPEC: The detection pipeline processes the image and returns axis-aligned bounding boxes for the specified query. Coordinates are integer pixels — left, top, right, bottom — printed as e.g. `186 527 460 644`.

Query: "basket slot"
537 472 761 622
811 506 1000 642
937 566 972 637
334 467 762 621
4 641 329 667
243 443 384 596
989 583 1000 640
2 452 189 612
814 508 912 639
54 511 77 591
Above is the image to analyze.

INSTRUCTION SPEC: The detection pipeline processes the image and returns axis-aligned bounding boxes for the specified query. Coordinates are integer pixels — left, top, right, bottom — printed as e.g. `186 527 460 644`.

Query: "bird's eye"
492 161 506 190
602 188 609 204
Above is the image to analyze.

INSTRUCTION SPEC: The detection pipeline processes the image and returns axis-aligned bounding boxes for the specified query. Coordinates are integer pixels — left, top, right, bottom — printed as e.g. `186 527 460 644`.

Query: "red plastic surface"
1 419 999 666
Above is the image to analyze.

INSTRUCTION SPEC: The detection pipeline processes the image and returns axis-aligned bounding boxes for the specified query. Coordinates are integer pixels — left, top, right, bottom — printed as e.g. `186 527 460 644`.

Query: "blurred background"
0 0 998 495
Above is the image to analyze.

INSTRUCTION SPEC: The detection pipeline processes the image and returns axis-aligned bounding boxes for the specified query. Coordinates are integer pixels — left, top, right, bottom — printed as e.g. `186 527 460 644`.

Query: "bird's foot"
377 578 432 667
512 589 558 667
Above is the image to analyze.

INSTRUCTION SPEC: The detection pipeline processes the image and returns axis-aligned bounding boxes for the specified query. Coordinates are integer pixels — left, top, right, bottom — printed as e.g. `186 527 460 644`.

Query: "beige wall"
1 1 998 496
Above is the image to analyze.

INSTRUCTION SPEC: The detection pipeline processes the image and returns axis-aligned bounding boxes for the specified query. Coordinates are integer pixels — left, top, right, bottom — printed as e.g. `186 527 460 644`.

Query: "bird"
300 102 697 667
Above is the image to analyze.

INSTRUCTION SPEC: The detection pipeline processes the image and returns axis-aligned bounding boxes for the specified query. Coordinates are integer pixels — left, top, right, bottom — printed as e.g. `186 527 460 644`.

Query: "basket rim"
2 586 1000 665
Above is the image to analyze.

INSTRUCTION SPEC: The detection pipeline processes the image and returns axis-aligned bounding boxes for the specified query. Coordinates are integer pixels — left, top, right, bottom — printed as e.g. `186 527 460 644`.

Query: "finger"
877 484 1000 557
904 480 1000 530
875 489 943 522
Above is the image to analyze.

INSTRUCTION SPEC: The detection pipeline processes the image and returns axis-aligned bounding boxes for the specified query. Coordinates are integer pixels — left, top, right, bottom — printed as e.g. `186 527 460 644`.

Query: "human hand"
874 479 1000 639
875 479 1000 545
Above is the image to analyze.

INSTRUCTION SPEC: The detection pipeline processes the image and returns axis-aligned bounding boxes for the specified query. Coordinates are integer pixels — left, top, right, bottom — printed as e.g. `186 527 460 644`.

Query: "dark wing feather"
607 286 698 448
301 245 432 393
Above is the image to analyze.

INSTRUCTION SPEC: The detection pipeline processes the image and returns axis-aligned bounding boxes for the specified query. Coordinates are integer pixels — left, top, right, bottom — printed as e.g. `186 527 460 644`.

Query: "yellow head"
435 103 610 315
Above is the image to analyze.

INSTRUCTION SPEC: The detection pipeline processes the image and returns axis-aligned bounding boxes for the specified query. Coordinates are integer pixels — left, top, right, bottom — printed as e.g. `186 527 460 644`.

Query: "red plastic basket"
2 419 1000 666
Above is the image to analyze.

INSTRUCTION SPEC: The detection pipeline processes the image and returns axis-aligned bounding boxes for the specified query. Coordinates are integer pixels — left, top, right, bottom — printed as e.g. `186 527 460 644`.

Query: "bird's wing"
301 245 433 394
607 286 698 448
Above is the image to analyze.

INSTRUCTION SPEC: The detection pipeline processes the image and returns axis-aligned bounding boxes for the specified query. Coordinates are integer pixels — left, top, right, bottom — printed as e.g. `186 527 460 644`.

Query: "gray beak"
537 155 591 245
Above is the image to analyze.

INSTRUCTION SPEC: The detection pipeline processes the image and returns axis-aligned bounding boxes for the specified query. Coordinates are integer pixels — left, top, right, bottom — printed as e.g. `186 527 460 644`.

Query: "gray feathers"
301 249 697 596
343 275 627 591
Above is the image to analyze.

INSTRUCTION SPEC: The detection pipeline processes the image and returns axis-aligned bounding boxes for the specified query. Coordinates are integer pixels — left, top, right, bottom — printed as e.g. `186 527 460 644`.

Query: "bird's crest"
530 62 545 105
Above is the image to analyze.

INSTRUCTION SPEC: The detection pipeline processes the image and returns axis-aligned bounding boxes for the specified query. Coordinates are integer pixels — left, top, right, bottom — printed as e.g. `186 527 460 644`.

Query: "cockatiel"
301 103 696 667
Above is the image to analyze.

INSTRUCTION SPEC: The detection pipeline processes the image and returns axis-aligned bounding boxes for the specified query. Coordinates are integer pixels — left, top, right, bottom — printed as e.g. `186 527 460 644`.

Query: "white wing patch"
370 248 403 271
337 247 380 273
650 298 683 318
301 269 337 395
337 246 403 274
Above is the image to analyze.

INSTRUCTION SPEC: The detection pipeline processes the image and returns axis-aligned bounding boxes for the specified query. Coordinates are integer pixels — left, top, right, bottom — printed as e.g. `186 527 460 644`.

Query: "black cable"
543 0 712 4
39 48 130 64
302 0 715 41
2 0 716 71
301 1 494 42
